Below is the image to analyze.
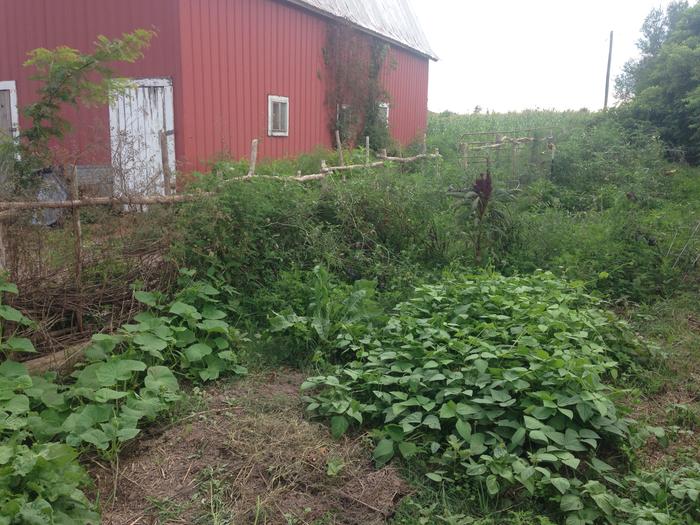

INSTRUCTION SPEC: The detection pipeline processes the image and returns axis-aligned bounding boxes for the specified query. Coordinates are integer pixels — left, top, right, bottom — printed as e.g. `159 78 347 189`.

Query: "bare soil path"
93 369 409 525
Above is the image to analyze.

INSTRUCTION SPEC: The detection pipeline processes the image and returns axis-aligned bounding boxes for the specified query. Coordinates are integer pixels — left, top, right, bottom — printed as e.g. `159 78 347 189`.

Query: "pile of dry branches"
4 207 177 355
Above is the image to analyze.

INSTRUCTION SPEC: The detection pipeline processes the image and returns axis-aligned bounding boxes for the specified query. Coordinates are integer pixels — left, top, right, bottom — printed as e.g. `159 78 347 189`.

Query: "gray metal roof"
287 0 437 60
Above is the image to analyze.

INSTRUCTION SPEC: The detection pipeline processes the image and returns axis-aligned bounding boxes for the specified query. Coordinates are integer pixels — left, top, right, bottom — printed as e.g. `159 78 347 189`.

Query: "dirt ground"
629 310 700 469
91 370 409 525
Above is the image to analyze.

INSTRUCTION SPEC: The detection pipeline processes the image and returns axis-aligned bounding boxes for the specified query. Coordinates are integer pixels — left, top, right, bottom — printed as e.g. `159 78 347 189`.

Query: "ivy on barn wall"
323 22 393 151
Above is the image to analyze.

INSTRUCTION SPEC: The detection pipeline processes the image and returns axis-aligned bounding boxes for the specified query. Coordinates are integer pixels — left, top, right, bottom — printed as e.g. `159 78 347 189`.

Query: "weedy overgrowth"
285 270 698 524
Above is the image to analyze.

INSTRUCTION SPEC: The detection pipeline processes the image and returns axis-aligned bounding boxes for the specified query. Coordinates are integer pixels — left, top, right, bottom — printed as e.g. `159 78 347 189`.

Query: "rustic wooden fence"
0 136 441 361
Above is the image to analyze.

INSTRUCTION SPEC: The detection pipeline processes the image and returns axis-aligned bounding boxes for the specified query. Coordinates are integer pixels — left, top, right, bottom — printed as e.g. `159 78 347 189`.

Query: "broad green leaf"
576 402 594 422
550 477 571 494
134 290 158 306
560 494 584 512
5 337 36 353
438 402 457 419
469 433 487 455
184 343 213 362
202 305 227 320
330 415 349 438
373 438 394 466
486 475 500 495
455 419 472 441
0 444 13 464
524 415 544 429
169 301 201 320
590 457 614 473
197 319 229 334
0 281 19 294
117 427 141 442
79 428 110 450
423 414 441 430
134 334 168 352
94 388 129 403
0 360 29 377
510 427 527 447
144 366 179 394
0 305 26 323
529 430 548 444
398 441 418 458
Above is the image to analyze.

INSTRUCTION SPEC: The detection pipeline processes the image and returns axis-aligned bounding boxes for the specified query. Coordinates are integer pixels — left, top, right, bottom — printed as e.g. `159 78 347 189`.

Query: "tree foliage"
615 1 700 163
4 29 154 186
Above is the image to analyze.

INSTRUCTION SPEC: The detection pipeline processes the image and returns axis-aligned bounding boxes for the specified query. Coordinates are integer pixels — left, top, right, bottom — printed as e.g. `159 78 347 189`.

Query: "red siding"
0 0 182 166
178 0 330 170
0 0 430 172
382 46 430 147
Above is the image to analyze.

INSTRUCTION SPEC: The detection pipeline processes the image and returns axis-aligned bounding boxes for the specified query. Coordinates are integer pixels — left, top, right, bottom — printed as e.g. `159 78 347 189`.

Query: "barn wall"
177 0 331 171
177 0 430 170
0 0 430 172
0 0 182 166
382 46 430 147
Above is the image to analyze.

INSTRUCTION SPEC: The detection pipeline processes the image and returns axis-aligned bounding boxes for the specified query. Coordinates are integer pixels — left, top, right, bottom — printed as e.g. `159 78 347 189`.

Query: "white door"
109 78 175 197
0 81 19 142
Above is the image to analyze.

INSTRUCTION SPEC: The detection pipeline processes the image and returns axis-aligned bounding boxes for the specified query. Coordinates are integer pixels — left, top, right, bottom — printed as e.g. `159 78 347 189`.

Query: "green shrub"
298 271 661 524
174 165 463 324
268 265 383 365
0 442 99 524
0 271 248 522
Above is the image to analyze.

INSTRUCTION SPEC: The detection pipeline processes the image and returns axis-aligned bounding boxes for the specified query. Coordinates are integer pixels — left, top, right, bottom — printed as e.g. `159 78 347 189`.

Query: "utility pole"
604 31 614 110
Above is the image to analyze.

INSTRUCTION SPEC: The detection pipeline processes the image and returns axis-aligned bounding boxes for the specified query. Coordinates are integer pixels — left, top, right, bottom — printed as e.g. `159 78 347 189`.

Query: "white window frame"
268 95 289 137
336 103 351 122
378 102 390 126
0 81 20 139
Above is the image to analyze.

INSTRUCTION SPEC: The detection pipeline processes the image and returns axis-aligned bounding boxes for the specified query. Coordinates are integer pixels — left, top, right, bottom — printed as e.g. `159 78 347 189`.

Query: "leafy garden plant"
297 271 677 524
0 271 247 522
269 265 383 364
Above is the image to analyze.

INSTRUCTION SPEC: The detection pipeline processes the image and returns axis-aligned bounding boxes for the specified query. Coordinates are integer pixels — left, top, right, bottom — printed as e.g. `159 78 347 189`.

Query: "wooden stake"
0 220 6 272
365 136 370 166
159 131 173 195
422 133 427 154
69 166 84 332
335 130 345 167
248 139 259 177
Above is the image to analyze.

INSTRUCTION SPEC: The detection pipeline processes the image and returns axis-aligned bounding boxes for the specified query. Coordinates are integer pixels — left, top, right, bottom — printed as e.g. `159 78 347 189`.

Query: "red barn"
0 0 435 194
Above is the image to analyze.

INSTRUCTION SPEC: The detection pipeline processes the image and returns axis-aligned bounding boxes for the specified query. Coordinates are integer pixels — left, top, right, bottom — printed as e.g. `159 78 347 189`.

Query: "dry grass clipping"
95 370 409 525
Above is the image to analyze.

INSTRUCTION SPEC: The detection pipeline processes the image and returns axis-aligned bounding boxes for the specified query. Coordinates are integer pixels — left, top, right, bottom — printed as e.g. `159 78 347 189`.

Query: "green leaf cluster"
269 265 383 363
0 271 247 522
299 271 686 523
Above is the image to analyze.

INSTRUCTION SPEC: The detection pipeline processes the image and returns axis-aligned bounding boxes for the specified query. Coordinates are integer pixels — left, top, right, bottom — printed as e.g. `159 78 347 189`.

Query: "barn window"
378 103 390 126
268 95 289 137
336 104 353 142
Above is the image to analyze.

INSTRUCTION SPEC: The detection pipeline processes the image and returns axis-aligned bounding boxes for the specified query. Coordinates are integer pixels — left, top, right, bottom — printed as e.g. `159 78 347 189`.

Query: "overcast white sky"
409 0 678 113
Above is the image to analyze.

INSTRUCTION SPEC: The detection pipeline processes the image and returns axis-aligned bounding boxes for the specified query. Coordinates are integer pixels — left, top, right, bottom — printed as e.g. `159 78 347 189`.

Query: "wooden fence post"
248 139 259 177
365 136 370 166
159 131 173 195
0 220 6 272
69 166 84 332
335 130 345 167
